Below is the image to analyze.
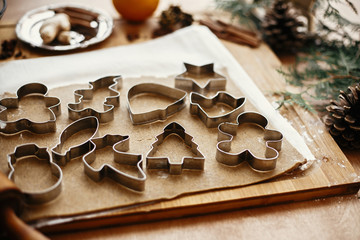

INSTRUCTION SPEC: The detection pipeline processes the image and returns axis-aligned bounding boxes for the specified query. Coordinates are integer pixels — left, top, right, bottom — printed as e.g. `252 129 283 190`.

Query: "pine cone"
262 0 308 52
324 83 360 149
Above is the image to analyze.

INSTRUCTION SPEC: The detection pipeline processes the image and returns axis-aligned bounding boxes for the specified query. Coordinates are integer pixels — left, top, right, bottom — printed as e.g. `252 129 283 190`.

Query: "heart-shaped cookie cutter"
190 91 246 128
0 83 61 135
217 111 283 171
127 83 187 125
146 122 205 175
175 63 226 95
83 134 146 191
68 75 122 123
8 143 63 204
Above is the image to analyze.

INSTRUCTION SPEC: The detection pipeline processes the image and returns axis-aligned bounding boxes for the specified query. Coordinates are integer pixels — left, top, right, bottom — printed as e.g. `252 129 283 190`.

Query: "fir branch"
215 0 272 29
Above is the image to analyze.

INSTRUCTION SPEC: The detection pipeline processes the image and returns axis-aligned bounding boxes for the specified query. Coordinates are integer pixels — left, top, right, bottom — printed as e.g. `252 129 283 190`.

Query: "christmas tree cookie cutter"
127 83 187 125
146 122 205 175
68 75 122 123
175 63 226 94
190 91 246 128
51 116 99 166
83 134 146 192
0 82 61 135
217 111 283 171
8 143 63 204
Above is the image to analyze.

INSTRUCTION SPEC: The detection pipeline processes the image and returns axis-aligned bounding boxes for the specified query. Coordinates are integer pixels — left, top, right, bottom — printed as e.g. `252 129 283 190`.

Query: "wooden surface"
1 0 360 239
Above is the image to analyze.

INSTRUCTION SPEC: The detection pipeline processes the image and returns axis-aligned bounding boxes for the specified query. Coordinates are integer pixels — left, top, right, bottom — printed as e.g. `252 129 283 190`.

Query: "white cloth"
0 25 314 160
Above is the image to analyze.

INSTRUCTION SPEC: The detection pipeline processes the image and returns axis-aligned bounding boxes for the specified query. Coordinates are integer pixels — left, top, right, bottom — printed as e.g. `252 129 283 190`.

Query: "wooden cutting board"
34 42 360 233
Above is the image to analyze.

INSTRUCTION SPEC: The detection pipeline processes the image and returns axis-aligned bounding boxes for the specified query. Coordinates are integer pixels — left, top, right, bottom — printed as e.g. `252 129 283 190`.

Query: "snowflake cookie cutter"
68 76 122 123
83 134 146 192
216 111 283 171
127 83 187 125
51 116 99 166
146 122 205 175
190 91 246 128
8 143 63 204
175 63 226 95
0 82 61 135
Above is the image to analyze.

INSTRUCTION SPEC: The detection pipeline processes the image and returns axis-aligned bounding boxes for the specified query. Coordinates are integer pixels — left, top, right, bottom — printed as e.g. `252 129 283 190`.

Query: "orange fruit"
112 0 160 22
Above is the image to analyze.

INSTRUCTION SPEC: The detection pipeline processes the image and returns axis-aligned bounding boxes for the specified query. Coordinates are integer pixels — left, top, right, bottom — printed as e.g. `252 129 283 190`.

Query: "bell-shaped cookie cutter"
68 76 122 123
216 111 283 171
175 63 226 95
51 116 99 166
190 91 246 128
83 134 146 191
0 83 61 135
146 122 205 175
127 83 187 125
8 143 63 204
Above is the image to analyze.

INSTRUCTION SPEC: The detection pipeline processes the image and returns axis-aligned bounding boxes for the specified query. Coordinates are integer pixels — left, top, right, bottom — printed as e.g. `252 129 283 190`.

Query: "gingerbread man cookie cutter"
216 111 283 171
146 122 205 175
83 134 146 191
68 75 122 123
0 83 61 135
190 91 246 128
127 83 187 125
175 63 226 95
8 143 63 204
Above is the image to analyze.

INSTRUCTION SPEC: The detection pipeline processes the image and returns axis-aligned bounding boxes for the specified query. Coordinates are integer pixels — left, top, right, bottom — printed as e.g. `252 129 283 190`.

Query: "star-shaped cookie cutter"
51 116 99 166
8 143 63 204
0 83 61 135
216 111 283 171
190 91 246 128
68 76 122 123
175 63 226 95
146 122 205 175
83 134 146 191
127 83 187 125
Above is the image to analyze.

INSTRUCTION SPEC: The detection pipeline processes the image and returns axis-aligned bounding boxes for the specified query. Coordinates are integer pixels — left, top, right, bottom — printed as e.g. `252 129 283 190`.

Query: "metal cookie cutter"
51 116 99 166
175 63 226 95
216 111 283 171
190 91 246 128
146 122 205 175
68 76 122 123
83 134 146 191
0 83 61 135
8 144 62 204
127 83 187 125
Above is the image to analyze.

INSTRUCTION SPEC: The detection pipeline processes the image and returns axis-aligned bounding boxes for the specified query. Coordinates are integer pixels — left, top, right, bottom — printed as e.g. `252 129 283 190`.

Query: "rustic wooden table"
1 0 359 239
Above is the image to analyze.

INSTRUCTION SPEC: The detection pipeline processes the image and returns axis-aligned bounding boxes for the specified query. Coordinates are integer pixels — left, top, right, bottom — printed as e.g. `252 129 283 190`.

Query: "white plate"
15 4 113 51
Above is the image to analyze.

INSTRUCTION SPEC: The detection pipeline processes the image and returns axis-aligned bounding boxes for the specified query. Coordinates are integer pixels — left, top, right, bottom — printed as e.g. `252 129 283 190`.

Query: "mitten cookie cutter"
68 76 122 123
0 83 61 135
190 91 246 128
127 83 187 125
8 144 63 204
146 122 205 175
217 111 283 171
51 116 99 166
83 134 146 191
175 63 226 95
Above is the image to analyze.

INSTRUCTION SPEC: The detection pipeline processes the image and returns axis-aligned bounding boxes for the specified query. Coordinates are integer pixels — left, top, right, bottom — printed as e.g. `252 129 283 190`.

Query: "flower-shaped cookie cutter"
190 91 246 128
175 63 226 95
146 122 205 175
83 134 146 191
127 83 187 125
8 143 63 204
68 75 122 123
0 83 61 135
51 116 99 166
216 111 283 171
